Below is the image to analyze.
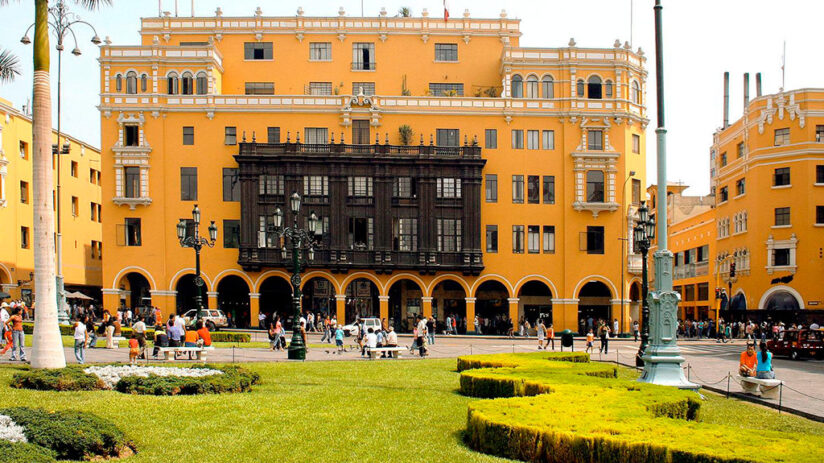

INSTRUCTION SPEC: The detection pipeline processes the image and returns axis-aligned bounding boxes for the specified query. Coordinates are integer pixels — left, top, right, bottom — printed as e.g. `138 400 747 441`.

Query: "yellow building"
711 87 824 323
0 97 103 303
98 9 648 333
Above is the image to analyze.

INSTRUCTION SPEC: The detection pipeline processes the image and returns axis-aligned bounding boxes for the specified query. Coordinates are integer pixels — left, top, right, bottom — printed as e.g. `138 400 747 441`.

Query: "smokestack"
756 73 762 97
723 72 729 129
743 73 750 110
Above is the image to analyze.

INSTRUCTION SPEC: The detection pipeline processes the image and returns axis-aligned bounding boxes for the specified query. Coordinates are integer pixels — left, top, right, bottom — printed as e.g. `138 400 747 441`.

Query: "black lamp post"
634 201 656 367
271 192 321 360
176 204 217 327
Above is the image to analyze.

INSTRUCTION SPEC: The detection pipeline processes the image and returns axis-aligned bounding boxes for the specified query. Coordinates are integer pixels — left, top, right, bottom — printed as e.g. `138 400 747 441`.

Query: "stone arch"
513 275 558 299
343 277 380 323
0 262 13 286
111 266 157 291
115 271 152 310
385 273 428 296
577 280 614 334
470 274 514 298
213 269 254 292
175 274 208 314
258 274 293 328
426 274 471 297
517 279 554 327
758 285 804 310
216 274 251 328
299 270 341 294
254 269 293 293
386 277 425 333
300 275 338 319
473 278 512 334
168 268 213 292
340 272 385 296
573 275 618 301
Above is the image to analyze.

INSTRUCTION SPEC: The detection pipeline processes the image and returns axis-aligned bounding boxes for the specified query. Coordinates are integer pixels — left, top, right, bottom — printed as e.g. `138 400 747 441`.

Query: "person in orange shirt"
585 329 594 354
739 343 757 377
184 327 200 360
195 321 212 347
545 324 555 351
128 334 140 365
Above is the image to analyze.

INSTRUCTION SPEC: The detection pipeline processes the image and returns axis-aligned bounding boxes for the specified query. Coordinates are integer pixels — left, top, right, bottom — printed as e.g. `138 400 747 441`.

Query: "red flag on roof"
444 0 450 21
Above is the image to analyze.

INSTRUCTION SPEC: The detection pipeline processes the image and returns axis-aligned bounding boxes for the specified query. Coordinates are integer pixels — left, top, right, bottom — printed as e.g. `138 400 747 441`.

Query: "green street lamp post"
633 202 654 366
176 205 217 327
271 192 321 360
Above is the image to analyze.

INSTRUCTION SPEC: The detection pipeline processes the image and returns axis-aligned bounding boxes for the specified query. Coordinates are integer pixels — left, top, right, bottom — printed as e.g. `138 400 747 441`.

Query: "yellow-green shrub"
459 352 824 463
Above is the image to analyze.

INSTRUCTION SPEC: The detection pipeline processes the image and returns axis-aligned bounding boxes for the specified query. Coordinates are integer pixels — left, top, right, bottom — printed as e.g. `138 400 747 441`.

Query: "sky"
1 0 822 195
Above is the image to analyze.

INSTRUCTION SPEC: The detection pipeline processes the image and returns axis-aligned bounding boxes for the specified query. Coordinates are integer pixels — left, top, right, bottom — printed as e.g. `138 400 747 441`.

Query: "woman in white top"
73 318 88 364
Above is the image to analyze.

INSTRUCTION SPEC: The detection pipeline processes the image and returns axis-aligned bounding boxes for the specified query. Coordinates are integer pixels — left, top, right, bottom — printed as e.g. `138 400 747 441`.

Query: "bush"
459 352 824 463
21 323 251 342
10 367 106 392
0 408 134 461
0 441 56 463
114 365 260 396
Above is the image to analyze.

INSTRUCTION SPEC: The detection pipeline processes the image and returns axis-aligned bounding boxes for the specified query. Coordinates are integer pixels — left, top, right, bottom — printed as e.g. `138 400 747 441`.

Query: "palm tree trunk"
30 0 66 369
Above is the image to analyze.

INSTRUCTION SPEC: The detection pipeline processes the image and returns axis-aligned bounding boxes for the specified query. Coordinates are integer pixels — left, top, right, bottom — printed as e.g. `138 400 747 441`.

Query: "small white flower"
84 365 223 389
0 415 28 443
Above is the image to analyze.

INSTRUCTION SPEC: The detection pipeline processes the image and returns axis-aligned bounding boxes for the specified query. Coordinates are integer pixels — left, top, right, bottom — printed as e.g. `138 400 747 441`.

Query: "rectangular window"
435 43 458 62
309 42 332 61
267 127 281 143
393 218 418 252
20 227 29 249
224 126 237 145
543 176 555 204
736 178 746 196
125 218 141 246
437 219 462 252
352 120 371 144
182 126 194 145
586 226 605 254
774 128 790 146
774 207 790 226
304 127 328 144
244 42 273 60
542 130 555 150
587 171 605 203
526 130 540 150
684 285 695 302
347 176 374 197
428 83 464 96
71 196 78 217
352 82 376 96
587 130 604 150
393 177 415 198
773 167 790 186
774 248 790 267
19 141 28 159
436 178 462 199
222 168 240 202
817 206 824 225
816 125 824 143
543 226 556 254
632 134 641 154
527 175 540 204
485 129 498 149
259 174 285 195
90 202 97 221
436 128 460 147
213 220 237 250
244 82 274 95
124 125 139 147
485 174 497 202
70 161 78 177
308 82 333 96
511 130 524 149
818 165 824 184
632 178 641 205
527 225 540 254
19 181 28 204
348 217 374 250
486 225 498 253
124 167 140 198
180 167 197 201
719 186 728 203
352 42 376 70
303 176 329 197
737 142 745 158
697 283 709 301
720 152 727 167
512 225 524 254
512 175 524 204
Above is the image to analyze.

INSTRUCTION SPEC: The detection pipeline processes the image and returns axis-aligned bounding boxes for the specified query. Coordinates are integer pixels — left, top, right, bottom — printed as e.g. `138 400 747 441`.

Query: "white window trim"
771 184 792 190
765 233 798 274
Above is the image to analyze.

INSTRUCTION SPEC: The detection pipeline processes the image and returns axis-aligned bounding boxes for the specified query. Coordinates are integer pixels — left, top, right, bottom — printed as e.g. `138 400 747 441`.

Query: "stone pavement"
2 334 822 419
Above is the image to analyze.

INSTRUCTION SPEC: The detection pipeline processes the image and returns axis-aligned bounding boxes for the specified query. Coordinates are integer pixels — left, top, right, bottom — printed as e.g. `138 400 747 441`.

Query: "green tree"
0 48 21 82
397 7 411 17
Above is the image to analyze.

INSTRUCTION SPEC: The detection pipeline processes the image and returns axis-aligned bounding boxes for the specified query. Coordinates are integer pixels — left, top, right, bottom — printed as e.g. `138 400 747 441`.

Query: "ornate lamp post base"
287 338 306 360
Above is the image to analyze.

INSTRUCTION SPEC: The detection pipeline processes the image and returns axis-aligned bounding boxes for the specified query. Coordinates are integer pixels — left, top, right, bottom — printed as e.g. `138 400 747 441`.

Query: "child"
546 324 555 351
585 329 594 354
334 325 345 354
128 334 139 365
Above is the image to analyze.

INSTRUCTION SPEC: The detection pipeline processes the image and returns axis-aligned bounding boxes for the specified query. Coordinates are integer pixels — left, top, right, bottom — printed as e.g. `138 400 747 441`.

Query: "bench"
738 376 783 399
365 346 404 359
156 346 214 362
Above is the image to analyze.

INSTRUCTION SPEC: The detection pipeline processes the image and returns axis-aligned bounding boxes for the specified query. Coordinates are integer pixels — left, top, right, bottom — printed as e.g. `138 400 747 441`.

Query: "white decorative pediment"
757 92 806 134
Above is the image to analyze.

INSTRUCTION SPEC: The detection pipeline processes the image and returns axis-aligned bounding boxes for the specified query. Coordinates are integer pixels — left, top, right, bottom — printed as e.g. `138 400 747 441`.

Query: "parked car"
768 329 824 360
181 309 228 331
342 317 382 337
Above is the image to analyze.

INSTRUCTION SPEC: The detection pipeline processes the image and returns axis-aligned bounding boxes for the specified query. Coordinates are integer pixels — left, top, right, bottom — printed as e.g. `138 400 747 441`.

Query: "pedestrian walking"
416 315 428 357
73 318 88 364
536 319 546 349
546 323 555 350
427 316 435 345
585 329 594 354
633 320 639 342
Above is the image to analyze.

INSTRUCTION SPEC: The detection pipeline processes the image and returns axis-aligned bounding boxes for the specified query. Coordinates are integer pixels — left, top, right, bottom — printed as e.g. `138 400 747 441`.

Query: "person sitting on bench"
153 325 169 359
756 341 775 379
385 326 398 358
364 327 377 356
196 320 212 347
184 327 200 359
739 343 757 377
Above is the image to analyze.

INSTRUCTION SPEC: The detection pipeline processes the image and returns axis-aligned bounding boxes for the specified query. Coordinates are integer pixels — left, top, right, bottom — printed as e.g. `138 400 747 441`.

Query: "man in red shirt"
7 308 26 361
739 343 757 377
196 321 212 347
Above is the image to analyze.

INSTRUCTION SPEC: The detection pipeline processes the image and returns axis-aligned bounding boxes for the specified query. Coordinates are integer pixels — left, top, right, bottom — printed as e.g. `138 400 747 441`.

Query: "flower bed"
84 365 222 389
112 365 260 395
0 408 134 462
459 352 824 463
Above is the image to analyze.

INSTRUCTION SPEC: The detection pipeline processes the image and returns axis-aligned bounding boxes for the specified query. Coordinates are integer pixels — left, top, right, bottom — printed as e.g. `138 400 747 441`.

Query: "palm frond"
0 48 21 83
75 0 113 9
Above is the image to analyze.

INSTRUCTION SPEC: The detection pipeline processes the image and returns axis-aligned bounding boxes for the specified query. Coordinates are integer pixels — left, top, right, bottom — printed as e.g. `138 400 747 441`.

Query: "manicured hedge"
21 323 251 342
459 352 824 463
10 367 105 392
0 408 134 461
114 365 260 396
0 441 56 463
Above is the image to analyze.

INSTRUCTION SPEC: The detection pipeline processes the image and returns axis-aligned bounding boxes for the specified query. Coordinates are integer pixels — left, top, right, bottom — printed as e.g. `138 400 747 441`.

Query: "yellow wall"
0 97 103 302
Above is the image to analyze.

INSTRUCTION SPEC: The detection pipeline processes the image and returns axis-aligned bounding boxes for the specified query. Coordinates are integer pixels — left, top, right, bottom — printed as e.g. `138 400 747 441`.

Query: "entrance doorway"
217 276 250 328
578 281 612 335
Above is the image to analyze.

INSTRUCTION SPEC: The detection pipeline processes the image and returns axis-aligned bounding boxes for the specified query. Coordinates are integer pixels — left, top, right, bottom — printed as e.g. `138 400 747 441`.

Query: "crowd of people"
679 318 822 343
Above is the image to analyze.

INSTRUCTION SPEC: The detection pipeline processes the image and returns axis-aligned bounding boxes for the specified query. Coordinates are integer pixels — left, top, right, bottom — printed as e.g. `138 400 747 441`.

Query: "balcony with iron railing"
237 139 482 160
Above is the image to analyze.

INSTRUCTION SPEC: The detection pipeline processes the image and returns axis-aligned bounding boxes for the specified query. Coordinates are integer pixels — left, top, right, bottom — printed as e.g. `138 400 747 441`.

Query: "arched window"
125 71 137 94
587 76 602 99
525 75 539 99
115 74 123 92
511 74 523 98
586 171 605 203
631 81 641 104
167 72 179 95
140 74 148 93
604 80 613 98
181 72 194 95
195 72 208 95
541 76 554 99
576 79 585 98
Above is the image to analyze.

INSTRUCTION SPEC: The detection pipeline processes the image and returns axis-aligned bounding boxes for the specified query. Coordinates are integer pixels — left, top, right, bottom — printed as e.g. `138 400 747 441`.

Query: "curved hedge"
459 352 824 463
10 367 105 392
0 441 56 463
0 408 134 461
114 365 260 395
